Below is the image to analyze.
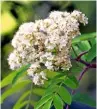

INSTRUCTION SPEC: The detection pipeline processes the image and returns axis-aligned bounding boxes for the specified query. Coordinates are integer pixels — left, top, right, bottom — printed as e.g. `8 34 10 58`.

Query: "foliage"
1 32 96 109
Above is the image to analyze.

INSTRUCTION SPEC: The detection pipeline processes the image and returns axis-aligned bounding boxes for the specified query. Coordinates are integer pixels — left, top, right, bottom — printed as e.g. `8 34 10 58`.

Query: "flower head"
8 10 88 85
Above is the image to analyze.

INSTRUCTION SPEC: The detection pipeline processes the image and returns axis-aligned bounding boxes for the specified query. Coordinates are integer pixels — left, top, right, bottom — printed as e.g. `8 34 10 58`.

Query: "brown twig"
76 51 88 61
75 59 96 68
71 66 89 95
66 51 96 109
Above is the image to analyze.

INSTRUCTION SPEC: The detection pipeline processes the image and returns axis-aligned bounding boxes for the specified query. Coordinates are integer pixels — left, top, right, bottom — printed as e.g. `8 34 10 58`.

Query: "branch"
66 105 69 109
66 51 96 109
76 51 88 60
71 50 96 68
66 67 89 109
71 66 89 95
71 55 96 68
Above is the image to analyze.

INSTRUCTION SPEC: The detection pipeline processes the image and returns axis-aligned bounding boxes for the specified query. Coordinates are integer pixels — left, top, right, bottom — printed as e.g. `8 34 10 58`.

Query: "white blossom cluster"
8 10 88 85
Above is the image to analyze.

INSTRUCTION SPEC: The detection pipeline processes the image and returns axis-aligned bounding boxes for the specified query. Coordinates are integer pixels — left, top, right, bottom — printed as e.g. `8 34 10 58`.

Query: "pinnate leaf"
86 44 96 62
72 32 96 44
58 86 72 105
42 99 52 109
34 93 52 109
0 64 30 88
53 94 63 109
63 76 79 89
1 80 31 103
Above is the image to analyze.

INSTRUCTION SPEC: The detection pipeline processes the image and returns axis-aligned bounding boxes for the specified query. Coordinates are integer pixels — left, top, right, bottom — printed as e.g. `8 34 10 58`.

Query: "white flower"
19 22 35 34
71 10 88 25
12 22 35 48
8 10 88 86
46 45 55 50
40 71 48 80
30 62 40 69
32 73 40 85
27 69 34 77
40 52 54 63
27 71 47 85
45 61 53 70
44 52 54 60
8 50 22 70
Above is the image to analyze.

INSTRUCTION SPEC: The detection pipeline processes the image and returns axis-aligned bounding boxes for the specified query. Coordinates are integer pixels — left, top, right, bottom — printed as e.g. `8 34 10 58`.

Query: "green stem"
25 83 33 109
54 76 67 95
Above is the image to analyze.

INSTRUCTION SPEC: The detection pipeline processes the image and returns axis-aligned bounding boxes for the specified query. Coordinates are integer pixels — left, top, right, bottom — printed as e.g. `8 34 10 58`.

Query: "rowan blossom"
8 10 88 85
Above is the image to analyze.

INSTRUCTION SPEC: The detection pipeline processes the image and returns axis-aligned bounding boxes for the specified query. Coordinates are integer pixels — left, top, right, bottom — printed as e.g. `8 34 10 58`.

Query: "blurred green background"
1 1 96 109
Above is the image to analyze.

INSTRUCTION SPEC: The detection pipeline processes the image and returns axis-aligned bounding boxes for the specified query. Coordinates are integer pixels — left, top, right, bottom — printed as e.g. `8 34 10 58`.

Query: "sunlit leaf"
12 64 31 85
77 41 91 52
34 93 52 109
0 72 17 88
0 64 30 88
53 94 63 109
44 69 57 78
42 99 52 109
58 86 72 105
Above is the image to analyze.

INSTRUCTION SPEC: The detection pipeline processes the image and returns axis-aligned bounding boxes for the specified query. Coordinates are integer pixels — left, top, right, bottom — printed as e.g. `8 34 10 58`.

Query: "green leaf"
63 76 79 89
77 40 91 56
44 69 57 78
0 64 30 88
70 61 83 74
72 32 96 44
53 94 63 109
1 80 31 103
46 85 58 94
42 99 52 109
48 73 68 87
12 64 31 85
73 93 96 107
47 74 66 87
72 45 86 60
50 73 65 82
77 41 91 52
86 44 96 62
18 100 29 109
77 41 91 61
13 91 31 109
89 38 96 46
15 100 36 109
58 86 72 105
71 48 76 58
34 93 52 109
49 79 64 87
32 87 45 96
0 72 17 88
42 92 53 99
